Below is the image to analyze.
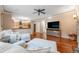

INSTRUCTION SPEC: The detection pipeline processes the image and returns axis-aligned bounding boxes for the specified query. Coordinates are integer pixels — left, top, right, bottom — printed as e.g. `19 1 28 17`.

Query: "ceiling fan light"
48 16 52 19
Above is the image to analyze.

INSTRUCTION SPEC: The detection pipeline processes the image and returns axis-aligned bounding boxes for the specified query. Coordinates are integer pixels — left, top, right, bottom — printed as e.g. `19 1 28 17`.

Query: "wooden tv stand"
47 28 61 40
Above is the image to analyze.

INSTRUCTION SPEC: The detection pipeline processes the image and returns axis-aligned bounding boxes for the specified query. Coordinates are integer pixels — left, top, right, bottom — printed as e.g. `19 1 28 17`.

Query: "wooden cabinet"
21 21 31 29
47 29 61 38
14 21 31 29
13 21 20 29
0 12 13 30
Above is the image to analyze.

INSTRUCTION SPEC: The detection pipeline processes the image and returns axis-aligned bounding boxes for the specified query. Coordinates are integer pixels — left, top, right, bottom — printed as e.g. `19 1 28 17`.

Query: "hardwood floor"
48 35 78 53
31 32 78 53
31 32 44 39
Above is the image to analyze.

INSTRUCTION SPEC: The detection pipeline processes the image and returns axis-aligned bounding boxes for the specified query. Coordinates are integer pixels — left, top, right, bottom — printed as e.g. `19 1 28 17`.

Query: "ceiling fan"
33 9 46 16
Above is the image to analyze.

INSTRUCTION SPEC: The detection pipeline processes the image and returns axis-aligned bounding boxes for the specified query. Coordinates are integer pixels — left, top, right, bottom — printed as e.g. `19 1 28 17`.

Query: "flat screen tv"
48 21 59 29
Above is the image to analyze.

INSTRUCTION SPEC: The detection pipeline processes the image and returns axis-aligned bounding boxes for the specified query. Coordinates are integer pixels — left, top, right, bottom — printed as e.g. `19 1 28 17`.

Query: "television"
48 21 59 29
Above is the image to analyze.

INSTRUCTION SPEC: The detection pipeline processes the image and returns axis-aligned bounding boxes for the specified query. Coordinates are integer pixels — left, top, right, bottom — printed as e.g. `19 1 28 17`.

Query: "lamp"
73 9 78 20
73 14 78 19
73 13 79 24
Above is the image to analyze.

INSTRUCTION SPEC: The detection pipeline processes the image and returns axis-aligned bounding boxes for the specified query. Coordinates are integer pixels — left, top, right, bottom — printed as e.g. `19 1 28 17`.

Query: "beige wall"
60 11 77 38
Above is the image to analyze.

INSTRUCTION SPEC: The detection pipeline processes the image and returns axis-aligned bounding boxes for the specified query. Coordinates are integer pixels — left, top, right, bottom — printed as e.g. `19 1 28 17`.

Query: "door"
34 24 36 32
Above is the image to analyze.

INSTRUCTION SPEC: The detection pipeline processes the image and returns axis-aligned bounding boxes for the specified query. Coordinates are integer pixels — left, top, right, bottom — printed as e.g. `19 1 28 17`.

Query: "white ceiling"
3 5 75 20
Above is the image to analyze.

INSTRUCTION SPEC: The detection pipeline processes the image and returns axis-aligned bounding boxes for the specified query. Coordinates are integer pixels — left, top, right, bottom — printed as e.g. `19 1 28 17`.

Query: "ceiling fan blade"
41 12 45 14
40 9 45 11
34 9 38 11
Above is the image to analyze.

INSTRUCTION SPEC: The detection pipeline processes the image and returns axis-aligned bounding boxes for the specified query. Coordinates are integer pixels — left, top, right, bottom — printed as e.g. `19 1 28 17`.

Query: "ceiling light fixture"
48 16 52 19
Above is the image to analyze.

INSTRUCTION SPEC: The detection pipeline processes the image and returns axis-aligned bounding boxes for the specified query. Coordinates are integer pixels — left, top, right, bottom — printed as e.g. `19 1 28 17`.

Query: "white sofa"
13 40 25 46
0 30 31 43
21 33 30 42
27 38 57 53
0 42 27 53
0 38 58 53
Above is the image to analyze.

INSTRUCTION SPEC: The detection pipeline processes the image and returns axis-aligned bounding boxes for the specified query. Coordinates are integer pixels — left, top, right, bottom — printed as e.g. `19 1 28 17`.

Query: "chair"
1 36 10 43
21 33 30 42
9 34 17 44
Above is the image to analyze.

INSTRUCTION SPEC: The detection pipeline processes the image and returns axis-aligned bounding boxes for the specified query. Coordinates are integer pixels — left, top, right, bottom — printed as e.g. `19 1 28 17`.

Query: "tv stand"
47 28 60 31
47 28 61 39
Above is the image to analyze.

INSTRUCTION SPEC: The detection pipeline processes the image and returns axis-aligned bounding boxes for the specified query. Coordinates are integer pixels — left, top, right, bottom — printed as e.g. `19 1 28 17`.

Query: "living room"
0 5 78 53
